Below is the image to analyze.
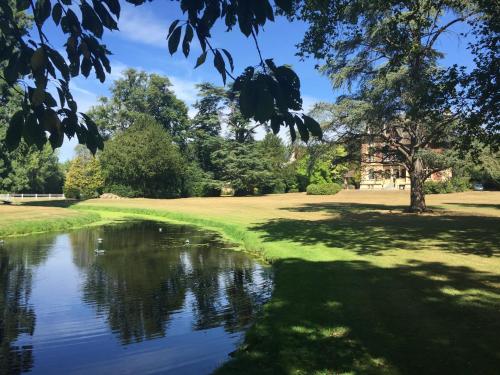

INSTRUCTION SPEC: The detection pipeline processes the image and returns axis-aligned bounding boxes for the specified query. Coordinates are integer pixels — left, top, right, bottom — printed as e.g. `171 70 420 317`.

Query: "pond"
0 221 273 374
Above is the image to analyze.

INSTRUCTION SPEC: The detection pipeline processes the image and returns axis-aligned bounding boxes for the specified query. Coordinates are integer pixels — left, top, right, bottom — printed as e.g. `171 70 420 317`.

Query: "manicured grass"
4 191 500 373
0 203 102 236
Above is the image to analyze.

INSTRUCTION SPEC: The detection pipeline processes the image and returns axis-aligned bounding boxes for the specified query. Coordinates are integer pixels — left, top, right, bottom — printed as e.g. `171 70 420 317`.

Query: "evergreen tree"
99 115 187 198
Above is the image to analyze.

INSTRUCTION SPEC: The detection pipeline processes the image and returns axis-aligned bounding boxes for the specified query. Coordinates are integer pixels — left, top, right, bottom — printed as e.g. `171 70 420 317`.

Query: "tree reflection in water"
70 221 272 345
0 235 53 374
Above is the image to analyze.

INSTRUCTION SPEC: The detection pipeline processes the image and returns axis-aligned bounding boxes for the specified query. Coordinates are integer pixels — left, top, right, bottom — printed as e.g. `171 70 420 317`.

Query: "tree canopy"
88 69 190 144
99 115 187 198
1 0 321 154
294 0 499 211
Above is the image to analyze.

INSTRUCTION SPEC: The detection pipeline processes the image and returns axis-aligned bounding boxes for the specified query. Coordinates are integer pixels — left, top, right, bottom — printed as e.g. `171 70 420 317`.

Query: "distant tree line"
2 67 498 198
62 69 355 199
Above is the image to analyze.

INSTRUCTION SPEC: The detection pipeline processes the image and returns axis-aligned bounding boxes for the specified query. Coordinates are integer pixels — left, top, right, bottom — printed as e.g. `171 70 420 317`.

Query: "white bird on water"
94 249 105 254
185 239 190 245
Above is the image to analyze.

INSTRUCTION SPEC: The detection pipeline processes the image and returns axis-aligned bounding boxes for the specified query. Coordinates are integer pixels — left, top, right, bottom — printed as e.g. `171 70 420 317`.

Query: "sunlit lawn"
4 190 500 373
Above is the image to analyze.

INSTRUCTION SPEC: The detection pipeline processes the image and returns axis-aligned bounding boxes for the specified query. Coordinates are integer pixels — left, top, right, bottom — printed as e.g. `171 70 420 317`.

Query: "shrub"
200 180 222 197
64 152 104 200
424 177 470 194
105 184 140 198
306 183 342 195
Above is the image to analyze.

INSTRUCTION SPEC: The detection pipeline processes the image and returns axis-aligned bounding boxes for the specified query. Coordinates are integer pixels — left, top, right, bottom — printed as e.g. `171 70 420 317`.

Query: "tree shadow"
18 199 81 208
445 202 500 211
217 258 500 374
264 202 500 257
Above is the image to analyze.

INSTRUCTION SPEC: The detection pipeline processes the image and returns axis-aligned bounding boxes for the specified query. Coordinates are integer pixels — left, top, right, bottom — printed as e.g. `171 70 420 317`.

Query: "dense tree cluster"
1 0 497 208
79 70 345 198
0 88 63 194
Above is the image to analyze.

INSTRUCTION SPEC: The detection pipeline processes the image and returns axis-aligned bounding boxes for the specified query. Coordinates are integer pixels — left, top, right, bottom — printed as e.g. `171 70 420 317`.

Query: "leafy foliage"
1 0 105 153
211 141 280 196
87 69 190 144
306 183 342 196
0 86 64 193
423 178 471 195
1 0 322 154
64 147 104 199
99 115 187 198
295 0 497 211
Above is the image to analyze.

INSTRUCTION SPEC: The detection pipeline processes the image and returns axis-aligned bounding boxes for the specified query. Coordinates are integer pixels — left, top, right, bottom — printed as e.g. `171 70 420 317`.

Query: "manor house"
359 141 451 190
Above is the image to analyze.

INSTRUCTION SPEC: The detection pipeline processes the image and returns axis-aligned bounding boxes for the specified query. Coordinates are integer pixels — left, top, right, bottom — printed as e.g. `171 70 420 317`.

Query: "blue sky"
46 2 475 161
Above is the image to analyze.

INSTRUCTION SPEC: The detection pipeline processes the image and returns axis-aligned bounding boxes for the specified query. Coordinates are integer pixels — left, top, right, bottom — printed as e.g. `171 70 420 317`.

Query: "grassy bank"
0 204 105 237
4 191 500 373
73 191 500 374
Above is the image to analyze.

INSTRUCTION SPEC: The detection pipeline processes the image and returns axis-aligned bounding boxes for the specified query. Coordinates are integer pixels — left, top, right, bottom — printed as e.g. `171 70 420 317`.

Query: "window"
394 169 400 179
384 169 391 179
368 146 375 162
401 168 406 178
368 169 375 180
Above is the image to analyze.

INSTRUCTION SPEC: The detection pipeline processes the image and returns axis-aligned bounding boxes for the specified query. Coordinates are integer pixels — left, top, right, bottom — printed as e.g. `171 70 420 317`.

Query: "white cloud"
69 82 99 112
168 76 200 108
302 95 323 113
118 6 169 48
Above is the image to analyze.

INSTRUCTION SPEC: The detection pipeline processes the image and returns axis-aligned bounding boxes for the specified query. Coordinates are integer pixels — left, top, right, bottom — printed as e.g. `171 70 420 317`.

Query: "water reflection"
0 235 53 374
0 221 272 374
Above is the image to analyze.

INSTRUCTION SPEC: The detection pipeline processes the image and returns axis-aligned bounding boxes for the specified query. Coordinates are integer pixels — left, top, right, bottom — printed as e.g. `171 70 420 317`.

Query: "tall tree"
212 141 278 196
64 146 104 199
189 83 226 172
296 0 494 212
99 115 187 198
88 69 190 144
1 87 63 193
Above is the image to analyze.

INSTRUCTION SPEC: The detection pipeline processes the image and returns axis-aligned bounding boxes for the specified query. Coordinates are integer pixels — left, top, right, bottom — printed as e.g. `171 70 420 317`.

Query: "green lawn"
2 191 500 374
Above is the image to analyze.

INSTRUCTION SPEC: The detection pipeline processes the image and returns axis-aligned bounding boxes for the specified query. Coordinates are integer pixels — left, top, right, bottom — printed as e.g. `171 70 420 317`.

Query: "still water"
0 221 272 374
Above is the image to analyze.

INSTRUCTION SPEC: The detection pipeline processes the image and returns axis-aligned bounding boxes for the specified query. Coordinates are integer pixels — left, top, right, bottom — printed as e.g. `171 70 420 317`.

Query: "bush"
424 177 470 194
105 184 140 198
64 152 104 200
200 181 222 197
306 183 342 195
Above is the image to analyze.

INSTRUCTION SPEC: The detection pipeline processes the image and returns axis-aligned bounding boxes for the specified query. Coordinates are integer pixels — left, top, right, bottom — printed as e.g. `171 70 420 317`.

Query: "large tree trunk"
409 159 427 213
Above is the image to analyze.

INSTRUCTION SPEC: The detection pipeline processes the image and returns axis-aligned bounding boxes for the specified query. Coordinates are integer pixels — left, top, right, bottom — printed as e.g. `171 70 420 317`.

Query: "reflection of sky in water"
2 221 272 374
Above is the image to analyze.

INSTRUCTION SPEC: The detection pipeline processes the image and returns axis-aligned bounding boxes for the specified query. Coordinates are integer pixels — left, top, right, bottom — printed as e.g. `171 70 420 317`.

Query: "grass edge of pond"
0 210 106 237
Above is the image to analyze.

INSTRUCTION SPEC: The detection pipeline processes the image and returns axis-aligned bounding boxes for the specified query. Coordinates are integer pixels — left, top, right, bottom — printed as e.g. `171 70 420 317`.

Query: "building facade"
359 141 451 190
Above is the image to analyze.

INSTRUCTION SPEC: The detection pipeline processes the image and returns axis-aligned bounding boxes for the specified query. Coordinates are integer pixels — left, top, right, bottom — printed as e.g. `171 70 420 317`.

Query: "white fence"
0 193 65 200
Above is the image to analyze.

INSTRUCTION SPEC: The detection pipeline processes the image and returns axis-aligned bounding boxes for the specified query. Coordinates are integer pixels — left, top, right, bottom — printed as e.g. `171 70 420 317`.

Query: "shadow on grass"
445 202 500 211
18 199 81 208
266 202 500 257
218 258 500 375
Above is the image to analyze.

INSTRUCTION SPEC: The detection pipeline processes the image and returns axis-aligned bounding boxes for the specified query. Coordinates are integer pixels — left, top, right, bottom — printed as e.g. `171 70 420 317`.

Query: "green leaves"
81 1 103 37
6 111 25 151
303 115 322 138
35 0 52 24
182 24 193 57
195 51 208 68
232 63 321 142
31 47 47 73
213 50 226 85
168 24 182 55
52 2 62 25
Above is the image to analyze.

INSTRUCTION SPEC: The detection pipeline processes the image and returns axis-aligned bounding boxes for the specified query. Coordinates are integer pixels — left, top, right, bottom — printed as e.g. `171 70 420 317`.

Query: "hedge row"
306 183 342 195
423 177 470 194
